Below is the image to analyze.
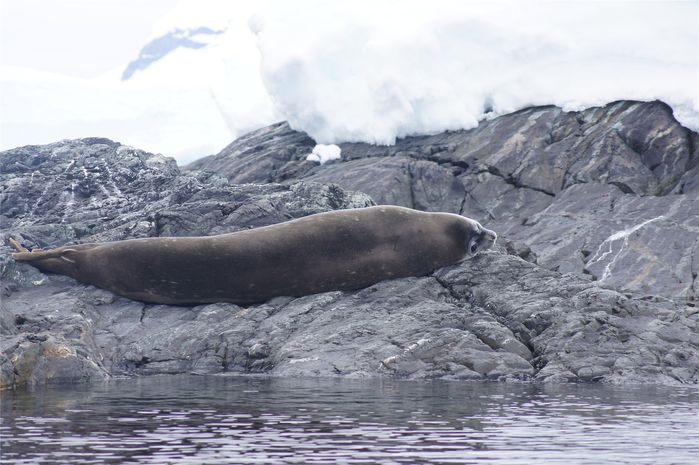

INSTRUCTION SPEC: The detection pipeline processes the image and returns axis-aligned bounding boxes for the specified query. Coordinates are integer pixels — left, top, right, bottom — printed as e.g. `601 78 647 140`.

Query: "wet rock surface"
2 100 698 388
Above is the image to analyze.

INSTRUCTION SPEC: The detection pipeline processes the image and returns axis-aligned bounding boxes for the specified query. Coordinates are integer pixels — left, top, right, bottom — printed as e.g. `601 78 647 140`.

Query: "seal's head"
464 219 497 257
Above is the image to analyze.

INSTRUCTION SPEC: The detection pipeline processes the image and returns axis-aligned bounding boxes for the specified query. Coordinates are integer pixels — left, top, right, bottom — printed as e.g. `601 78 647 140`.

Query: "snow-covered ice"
1 0 697 164
306 144 342 164
253 0 699 145
1 0 276 165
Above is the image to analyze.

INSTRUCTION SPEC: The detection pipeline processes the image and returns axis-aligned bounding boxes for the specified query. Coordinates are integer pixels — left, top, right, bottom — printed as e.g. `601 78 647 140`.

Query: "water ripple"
2 375 699 464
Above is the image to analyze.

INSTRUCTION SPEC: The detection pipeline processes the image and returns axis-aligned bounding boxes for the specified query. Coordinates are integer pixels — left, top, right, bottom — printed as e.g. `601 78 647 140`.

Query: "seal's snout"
467 226 498 257
483 228 497 247
478 227 497 253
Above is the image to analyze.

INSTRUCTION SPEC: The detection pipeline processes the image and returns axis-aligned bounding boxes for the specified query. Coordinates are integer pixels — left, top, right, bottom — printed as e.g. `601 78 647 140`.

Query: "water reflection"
2 375 698 464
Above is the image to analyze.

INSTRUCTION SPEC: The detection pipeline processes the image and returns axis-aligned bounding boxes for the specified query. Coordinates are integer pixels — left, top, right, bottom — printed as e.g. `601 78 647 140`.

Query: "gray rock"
0 138 372 388
2 100 698 388
188 100 698 302
185 122 317 184
3 246 697 387
508 183 699 302
190 101 697 197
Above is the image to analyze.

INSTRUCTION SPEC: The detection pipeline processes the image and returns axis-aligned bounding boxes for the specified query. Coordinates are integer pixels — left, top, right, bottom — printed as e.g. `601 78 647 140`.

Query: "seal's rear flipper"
11 240 99 263
9 238 28 253
9 239 69 262
9 239 98 277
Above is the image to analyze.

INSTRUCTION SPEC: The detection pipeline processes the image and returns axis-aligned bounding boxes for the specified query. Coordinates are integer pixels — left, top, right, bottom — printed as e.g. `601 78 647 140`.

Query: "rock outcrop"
2 101 698 388
190 101 699 303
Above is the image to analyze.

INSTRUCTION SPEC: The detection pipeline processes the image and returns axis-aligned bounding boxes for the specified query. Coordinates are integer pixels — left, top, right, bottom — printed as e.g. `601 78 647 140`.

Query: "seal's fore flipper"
60 250 77 263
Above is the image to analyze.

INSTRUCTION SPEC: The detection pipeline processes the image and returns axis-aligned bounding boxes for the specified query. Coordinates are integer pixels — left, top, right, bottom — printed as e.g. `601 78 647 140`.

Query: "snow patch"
306 144 341 164
145 153 175 166
288 357 320 364
253 0 699 144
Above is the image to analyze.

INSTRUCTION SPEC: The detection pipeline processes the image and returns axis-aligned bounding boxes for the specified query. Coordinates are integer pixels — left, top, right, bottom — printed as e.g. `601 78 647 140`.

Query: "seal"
11 206 497 305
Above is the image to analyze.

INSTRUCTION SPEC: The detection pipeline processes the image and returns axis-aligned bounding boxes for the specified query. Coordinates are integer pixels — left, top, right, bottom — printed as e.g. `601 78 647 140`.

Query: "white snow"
0 0 276 165
306 144 342 164
253 0 699 145
1 0 697 164
0 65 263 164
148 0 239 39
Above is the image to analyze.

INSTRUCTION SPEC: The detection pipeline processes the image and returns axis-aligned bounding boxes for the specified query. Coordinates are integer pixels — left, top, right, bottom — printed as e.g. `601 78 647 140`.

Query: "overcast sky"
0 0 176 78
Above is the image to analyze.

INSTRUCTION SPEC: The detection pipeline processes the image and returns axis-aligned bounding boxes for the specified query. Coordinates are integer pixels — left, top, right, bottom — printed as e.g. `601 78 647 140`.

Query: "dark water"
1 375 698 465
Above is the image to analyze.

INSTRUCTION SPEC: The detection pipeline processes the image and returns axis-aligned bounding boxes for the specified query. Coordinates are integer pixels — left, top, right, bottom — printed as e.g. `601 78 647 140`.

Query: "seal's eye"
470 241 479 254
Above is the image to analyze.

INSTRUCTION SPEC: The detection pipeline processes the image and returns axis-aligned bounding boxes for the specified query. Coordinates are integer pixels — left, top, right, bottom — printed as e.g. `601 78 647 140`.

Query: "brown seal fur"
11 206 497 305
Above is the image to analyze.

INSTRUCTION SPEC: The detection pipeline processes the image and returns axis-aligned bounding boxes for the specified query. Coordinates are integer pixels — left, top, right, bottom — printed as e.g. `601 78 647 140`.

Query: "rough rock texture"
0 139 372 387
2 100 698 388
189 101 699 303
